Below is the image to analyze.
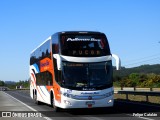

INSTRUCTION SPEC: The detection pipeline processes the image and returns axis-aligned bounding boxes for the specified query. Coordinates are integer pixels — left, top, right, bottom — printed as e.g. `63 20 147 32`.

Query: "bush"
114 73 160 88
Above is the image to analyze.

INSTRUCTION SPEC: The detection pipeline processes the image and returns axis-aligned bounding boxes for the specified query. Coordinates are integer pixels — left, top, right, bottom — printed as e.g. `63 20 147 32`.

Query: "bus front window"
61 61 113 90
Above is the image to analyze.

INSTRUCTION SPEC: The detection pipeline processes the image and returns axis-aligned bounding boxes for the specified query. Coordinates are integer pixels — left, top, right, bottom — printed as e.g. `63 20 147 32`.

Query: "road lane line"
3 91 37 111
138 117 155 120
3 91 53 120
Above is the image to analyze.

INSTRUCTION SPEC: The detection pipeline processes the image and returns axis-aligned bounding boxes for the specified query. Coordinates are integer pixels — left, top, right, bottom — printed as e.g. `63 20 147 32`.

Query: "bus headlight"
64 100 72 106
63 93 73 98
103 91 114 97
108 99 113 103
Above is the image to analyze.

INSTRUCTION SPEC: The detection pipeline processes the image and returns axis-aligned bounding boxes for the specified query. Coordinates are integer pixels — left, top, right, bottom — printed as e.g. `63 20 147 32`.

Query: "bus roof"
57 31 105 35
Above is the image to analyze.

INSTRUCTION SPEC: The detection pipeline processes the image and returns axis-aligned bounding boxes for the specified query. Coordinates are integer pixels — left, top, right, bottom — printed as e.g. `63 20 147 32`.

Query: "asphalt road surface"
1 90 160 120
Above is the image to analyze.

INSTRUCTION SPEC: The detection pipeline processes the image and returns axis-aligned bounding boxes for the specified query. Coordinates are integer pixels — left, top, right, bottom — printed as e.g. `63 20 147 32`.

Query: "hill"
113 64 160 78
4 81 16 85
113 64 160 87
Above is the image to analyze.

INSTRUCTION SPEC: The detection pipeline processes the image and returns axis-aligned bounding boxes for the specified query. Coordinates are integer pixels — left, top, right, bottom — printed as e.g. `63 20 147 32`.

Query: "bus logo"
40 60 49 67
88 96 92 100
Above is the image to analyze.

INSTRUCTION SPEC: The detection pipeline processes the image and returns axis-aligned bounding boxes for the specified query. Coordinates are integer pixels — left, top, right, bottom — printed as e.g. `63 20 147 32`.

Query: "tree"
128 73 140 87
0 80 5 86
16 80 29 88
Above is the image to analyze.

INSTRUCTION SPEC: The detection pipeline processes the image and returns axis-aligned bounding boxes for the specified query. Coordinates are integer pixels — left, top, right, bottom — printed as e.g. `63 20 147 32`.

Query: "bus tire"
34 91 40 105
51 94 60 112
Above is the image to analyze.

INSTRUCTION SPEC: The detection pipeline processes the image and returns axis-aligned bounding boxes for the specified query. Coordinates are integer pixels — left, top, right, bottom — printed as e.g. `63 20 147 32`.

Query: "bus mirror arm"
112 54 121 70
53 54 62 70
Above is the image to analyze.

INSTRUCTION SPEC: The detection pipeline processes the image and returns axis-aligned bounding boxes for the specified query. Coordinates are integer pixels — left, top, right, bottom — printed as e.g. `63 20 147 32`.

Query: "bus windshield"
60 34 111 57
61 61 113 90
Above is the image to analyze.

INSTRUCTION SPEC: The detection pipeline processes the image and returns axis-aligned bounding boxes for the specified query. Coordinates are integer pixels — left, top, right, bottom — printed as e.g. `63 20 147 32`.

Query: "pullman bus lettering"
67 38 101 41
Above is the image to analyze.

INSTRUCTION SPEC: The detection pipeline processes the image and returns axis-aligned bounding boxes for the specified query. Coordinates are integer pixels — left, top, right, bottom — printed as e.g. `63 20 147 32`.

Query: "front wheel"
51 95 60 112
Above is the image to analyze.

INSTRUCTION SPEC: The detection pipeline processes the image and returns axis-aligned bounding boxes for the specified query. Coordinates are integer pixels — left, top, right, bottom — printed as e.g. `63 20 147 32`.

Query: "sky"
0 0 160 81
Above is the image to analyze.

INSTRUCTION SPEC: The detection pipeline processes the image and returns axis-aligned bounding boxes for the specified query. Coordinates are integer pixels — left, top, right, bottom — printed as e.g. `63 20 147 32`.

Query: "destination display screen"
60 34 111 57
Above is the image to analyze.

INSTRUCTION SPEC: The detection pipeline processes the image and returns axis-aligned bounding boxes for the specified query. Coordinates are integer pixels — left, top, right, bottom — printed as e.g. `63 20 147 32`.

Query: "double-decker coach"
30 31 121 111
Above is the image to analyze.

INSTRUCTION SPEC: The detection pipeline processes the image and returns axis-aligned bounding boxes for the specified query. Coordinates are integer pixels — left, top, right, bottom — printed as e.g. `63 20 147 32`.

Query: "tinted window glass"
30 40 51 65
60 34 111 57
36 71 53 86
60 61 113 90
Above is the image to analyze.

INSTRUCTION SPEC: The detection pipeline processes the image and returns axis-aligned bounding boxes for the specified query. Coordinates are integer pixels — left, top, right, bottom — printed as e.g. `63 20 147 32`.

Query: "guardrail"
114 87 160 93
117 90 160 102
15 86 29 90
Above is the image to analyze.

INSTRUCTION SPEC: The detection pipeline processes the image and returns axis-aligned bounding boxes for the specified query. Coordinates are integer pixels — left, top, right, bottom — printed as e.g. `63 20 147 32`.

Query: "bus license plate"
86 101 95 105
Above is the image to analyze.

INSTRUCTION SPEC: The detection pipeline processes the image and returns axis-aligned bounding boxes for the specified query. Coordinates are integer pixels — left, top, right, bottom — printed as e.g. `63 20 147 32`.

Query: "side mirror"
112 54 121 70
53 54 62 70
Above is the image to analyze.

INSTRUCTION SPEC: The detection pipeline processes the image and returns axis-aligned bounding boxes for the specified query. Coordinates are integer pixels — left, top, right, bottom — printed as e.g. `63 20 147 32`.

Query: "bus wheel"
51 96 60 112
34 94 40 105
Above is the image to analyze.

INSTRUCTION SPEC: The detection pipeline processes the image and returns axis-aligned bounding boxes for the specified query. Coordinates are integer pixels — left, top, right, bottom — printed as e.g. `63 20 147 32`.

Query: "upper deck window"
60 34 111 57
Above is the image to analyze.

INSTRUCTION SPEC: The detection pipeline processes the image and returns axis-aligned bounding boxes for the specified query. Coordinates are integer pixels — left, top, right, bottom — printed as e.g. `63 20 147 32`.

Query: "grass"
114 93 160 104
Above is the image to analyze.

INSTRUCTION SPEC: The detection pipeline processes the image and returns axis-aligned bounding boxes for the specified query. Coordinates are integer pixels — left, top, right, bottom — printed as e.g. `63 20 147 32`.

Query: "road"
1 90 160 120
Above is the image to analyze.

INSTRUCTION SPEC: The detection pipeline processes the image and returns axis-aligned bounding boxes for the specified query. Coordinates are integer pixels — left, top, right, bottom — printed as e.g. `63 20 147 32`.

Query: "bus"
30 31 121 111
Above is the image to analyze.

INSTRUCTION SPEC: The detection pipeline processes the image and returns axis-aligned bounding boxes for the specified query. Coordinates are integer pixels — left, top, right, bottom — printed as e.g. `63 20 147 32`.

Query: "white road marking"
4 91 53 120
138 117 155 120
4 91 37 111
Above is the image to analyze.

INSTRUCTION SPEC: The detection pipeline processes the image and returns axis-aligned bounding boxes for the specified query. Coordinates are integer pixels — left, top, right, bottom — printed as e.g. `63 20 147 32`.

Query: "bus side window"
36 71 53 86
46 71 53 86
